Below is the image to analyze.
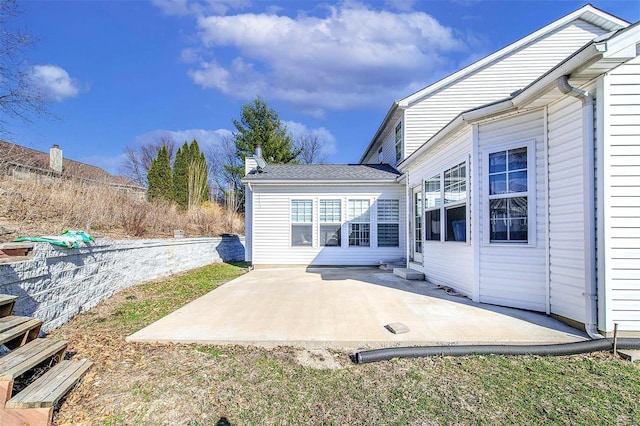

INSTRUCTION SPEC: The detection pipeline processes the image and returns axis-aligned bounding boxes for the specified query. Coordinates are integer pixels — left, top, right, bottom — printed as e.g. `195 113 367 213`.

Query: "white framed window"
484 141 535 244
424 161 467 242
424 175 441 241
423 160 468 242
320 199 341 247
444 162 467 242
291 199 313 246
377 199 399 247
348 199 370 247
414 190 423 254
395 121 403 163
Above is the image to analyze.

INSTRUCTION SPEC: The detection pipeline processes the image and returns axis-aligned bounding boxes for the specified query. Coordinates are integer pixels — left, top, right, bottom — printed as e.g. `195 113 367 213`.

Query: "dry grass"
0 174 243 240
48 263 640 426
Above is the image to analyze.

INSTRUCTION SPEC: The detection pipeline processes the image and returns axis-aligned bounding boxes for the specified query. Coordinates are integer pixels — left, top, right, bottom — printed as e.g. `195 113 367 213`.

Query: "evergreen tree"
224 98 300 209
186 140 210 208
146 145 173 202
172 142 189 208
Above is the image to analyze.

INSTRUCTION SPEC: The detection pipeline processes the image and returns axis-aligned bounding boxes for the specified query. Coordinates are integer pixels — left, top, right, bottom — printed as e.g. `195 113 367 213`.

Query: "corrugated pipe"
354 338 640 364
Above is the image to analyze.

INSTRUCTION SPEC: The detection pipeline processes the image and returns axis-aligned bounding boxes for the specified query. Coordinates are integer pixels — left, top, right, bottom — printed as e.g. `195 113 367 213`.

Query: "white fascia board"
602 22 640 59
397 5 627 108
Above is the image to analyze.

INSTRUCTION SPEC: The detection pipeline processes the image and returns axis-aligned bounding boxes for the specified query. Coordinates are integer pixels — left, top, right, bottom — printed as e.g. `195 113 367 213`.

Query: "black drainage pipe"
354 338 640 364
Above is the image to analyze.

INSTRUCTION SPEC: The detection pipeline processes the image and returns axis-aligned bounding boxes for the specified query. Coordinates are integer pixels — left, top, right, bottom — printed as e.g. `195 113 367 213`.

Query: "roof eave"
397 4 629 108
358 101 402 164
242 179 401 186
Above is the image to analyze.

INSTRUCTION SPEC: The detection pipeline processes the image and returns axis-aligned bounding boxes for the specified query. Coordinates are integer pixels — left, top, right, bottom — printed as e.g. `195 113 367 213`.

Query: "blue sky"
7 0 640 174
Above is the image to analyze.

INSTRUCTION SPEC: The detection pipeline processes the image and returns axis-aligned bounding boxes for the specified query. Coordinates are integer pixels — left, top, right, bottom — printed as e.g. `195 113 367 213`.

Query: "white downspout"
543 106 551 315
404 171 411 267
557 75 603 339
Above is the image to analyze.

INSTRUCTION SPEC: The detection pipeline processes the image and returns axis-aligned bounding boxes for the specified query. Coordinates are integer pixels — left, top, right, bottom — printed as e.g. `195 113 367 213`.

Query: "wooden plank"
0 243 35 250
6 359 93 409
0 317 42 349
0 295 18 318
0 339 67 381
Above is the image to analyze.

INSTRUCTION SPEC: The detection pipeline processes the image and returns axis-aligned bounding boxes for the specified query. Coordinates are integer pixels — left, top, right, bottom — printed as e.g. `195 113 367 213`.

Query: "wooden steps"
0 294 92 426
6 359 93 409
0 295 18 318
0 316 43 349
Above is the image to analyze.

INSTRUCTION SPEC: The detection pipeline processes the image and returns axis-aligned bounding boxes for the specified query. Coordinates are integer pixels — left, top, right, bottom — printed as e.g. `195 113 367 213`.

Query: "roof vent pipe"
255 144 263 159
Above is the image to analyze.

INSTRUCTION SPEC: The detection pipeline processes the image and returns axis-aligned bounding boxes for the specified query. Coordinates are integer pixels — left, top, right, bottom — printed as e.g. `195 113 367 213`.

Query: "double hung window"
320 200 341 247
348 199 370 247
395 122 403 163
291 199 313 246
377 199 399 247
487 146 530 243
423 161 467 242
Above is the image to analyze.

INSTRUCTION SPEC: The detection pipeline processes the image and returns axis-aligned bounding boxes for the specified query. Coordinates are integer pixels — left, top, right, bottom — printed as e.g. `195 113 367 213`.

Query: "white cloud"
283 120 337 156
30 65 82 102
135 128 233 152
184 2 466 114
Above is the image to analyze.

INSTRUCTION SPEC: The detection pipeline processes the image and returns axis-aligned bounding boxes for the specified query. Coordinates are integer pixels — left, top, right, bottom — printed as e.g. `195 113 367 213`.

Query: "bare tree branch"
0 0 51 135
119 134 177 187
296 130 328 164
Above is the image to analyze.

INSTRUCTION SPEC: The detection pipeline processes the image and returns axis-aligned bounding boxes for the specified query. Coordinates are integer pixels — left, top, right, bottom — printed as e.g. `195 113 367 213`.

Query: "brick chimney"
50 144 63 173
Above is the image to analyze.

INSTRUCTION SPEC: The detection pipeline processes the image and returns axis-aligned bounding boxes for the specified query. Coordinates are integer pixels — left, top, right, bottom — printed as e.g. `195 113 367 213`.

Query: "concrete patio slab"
126 267 587 350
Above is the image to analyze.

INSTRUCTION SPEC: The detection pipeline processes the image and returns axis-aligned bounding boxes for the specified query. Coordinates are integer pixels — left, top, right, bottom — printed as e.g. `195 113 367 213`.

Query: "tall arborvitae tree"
173 139 210 209
224 97 300 209
186 140 209 208
172 142 189 208
146 145 173 202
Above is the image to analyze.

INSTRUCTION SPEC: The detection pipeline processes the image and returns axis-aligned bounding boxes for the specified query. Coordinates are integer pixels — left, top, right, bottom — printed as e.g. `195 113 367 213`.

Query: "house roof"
400 20 640 169
359 4 629 163
0 140 143 189
242 163 401 184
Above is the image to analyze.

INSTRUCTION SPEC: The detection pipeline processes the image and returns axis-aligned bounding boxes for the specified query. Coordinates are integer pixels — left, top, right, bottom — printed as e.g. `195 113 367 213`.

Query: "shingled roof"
0 140 142 189
243 163 401 183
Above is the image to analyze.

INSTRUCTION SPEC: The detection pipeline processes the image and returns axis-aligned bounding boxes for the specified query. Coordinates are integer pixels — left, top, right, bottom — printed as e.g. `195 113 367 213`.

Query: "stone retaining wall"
0 235 245 332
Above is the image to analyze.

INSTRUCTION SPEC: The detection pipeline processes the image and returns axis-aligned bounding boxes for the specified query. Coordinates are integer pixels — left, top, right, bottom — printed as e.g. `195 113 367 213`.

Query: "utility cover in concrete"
385 322 410 334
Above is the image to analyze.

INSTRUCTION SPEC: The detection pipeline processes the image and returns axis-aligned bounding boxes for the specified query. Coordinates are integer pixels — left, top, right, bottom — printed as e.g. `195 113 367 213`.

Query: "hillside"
0 174 244 242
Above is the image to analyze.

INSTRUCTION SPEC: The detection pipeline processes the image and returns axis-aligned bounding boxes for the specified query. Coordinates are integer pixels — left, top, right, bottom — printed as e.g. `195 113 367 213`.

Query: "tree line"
126 98 327 211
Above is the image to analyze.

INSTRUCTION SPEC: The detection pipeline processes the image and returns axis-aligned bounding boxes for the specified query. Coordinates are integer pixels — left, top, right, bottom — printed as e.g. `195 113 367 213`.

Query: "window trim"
424 158 469 243
348 198 371 247
320 199 342 247
290 198 314 248
395 121 403 163
482 140 536 247
377 199 400 248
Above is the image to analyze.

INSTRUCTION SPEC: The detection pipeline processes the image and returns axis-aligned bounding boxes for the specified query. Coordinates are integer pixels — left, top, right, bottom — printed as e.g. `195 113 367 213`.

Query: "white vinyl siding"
404 129 474 296
602 57 640 333
404 20 608 156
250 185 405 265
478 110 546 312
547 96 588 323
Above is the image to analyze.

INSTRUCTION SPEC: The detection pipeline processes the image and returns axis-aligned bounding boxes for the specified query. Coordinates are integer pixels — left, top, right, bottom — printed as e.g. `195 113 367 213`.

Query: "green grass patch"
105 261 250 333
